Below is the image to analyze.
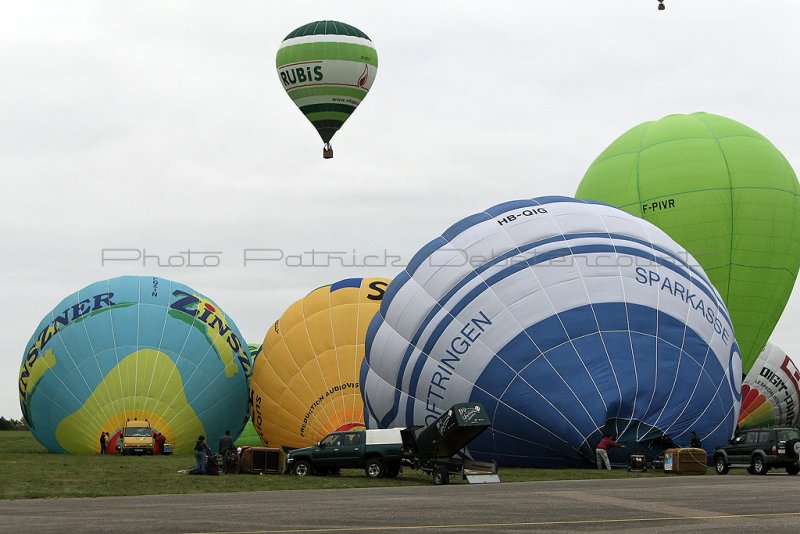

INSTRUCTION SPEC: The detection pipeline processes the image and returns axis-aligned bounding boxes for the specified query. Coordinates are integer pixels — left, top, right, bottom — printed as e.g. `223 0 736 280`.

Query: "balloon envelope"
361 197 741 467
250 277 389 450
18 276 252 453
276 20 378 149
575 112 800 374
739 342 800 429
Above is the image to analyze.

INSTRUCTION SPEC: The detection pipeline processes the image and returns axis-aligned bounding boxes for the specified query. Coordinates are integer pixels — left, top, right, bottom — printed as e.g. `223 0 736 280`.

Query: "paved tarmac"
1 475 798 533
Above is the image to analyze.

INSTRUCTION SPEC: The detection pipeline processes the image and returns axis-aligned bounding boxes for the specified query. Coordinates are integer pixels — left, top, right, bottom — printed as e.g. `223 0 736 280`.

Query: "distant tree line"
0 417 29 430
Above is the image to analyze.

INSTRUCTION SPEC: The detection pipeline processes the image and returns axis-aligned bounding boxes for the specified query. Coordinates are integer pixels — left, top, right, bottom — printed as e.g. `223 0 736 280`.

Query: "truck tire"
714 455 729 475
433 465 449 485
786 464 800 475
365 459 385 478
751 456 768 475
293 460 312 477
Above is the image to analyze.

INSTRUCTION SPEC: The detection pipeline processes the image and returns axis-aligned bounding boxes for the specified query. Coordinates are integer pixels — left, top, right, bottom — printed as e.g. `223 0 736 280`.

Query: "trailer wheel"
433 465 449 485
365 459 385 478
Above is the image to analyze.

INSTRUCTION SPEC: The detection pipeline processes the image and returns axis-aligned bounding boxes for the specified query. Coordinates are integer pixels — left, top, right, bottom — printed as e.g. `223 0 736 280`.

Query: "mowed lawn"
1 431 680 500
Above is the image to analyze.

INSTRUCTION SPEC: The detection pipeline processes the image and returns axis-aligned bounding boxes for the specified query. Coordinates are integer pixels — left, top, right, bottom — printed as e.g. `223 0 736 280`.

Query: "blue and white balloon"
361 197 741 466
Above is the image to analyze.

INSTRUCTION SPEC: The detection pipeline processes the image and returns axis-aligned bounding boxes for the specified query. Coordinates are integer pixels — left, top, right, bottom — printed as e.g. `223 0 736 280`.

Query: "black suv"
713 427 800 475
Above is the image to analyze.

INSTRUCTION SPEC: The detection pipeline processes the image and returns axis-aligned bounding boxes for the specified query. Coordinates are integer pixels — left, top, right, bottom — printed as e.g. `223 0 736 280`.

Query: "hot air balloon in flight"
276 20 378 159
18 276 252 454
739 342 800 429
361 197 741 467
575 112 800 375
250 277 389 451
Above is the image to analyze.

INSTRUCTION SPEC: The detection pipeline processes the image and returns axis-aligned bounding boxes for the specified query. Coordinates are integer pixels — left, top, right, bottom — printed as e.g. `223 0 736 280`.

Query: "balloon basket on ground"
238 447 283 474
663 448 707 475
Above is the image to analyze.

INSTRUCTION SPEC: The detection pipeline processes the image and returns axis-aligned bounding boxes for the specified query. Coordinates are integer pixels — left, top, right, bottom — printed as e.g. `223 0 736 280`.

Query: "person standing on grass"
154 432 166 455
156 432 167 454
99 431 108 455
596 434 625 470
194 435 212 473
218 430 235 456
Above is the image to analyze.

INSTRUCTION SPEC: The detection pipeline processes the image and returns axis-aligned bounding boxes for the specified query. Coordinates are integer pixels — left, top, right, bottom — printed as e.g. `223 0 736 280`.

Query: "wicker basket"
663 447 707 474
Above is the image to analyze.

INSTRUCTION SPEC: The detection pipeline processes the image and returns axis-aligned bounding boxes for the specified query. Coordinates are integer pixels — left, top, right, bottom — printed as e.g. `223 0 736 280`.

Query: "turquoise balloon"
18 276 252 454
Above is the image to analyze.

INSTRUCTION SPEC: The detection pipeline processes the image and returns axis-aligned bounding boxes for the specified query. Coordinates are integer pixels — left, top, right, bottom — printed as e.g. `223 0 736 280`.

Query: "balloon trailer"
401 403 500 485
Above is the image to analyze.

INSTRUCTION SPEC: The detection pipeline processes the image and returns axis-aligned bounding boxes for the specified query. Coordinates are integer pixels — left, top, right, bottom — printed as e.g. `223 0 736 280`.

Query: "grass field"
1 431 683 500
234 421 262 447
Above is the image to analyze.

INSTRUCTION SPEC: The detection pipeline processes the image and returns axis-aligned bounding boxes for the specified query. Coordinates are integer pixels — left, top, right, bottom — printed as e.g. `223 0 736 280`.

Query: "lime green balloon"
576 112 800 374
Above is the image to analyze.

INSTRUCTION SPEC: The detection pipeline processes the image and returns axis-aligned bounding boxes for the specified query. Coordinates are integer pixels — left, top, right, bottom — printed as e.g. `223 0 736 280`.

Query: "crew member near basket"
596 434 626 470
99 431 108 455
154 431 167 455
218 430 235 455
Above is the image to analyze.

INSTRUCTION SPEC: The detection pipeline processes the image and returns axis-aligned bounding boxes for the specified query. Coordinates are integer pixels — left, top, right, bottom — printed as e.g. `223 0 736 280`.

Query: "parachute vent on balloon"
283 20 371 40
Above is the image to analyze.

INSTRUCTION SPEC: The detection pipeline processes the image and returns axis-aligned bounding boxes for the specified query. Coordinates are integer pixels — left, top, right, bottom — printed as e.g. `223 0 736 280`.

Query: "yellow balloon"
250 277 389 450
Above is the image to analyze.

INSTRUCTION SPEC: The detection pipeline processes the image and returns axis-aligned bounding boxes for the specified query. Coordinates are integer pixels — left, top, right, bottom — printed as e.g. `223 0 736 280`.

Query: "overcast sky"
1 1 798 419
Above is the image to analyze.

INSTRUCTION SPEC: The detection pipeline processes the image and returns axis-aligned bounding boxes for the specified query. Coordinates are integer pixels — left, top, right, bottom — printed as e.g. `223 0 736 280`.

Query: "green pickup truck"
286 428 411 478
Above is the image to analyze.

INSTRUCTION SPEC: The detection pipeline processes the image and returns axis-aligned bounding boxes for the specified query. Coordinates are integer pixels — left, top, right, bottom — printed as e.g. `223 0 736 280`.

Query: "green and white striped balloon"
276 20 378 158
